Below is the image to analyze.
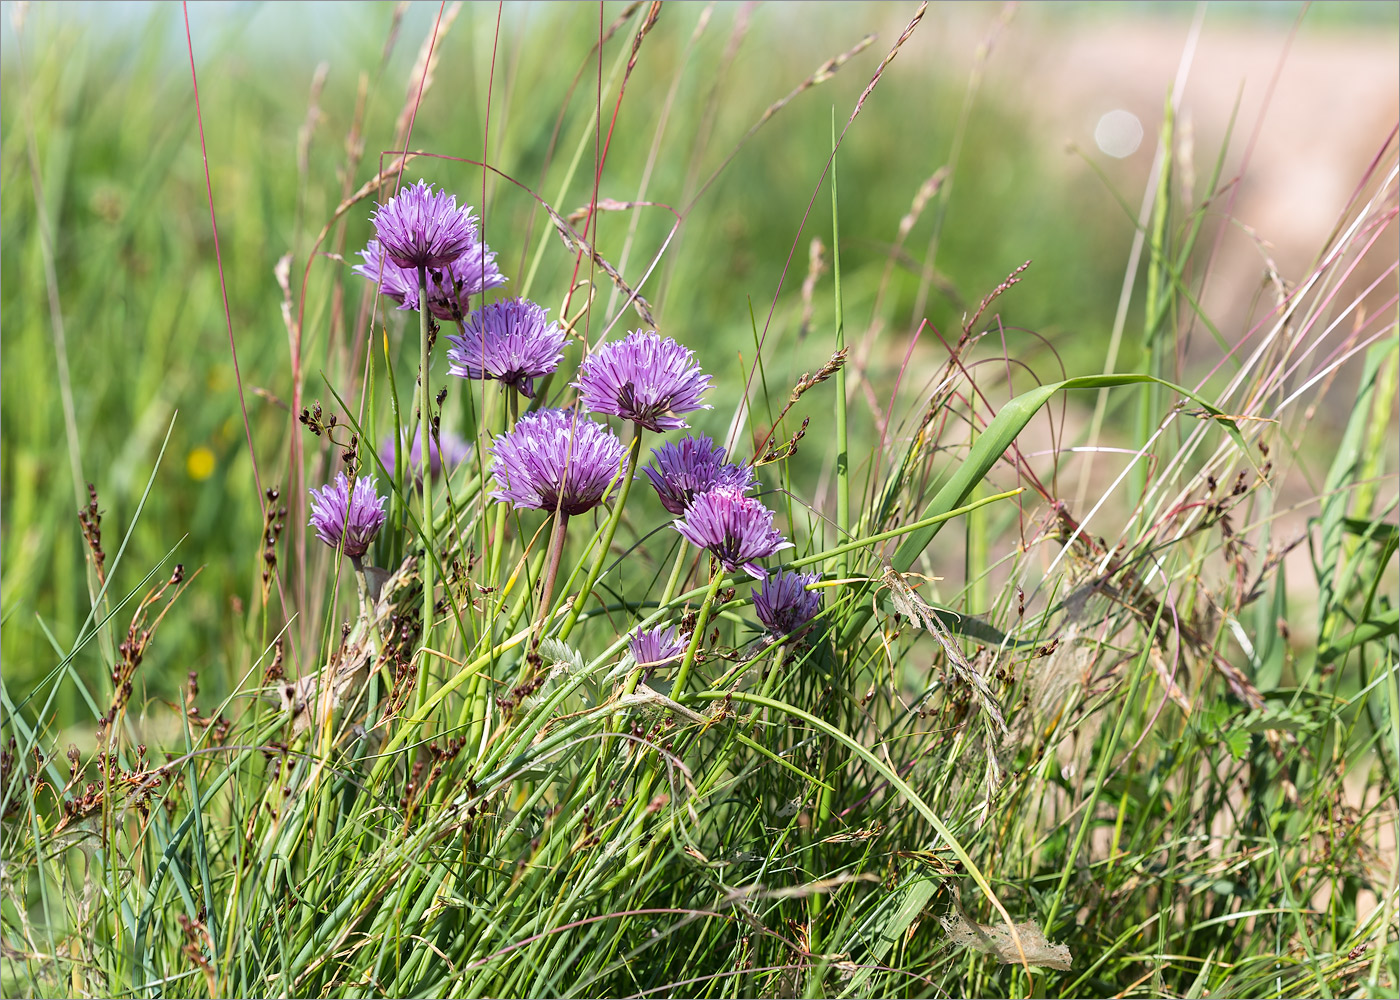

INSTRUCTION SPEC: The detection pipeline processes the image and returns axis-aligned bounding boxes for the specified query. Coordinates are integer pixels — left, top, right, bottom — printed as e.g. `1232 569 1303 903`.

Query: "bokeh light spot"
1095 109 1144 158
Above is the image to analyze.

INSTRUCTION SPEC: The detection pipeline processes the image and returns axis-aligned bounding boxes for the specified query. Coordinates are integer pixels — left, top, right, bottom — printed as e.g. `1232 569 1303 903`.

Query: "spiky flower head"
308 473 387 558
379 429 472 481
354 238 505 321
629 625 688 671
353 240 418 308
446 298 567 399
490 408 628 516
370 179 481 271
573 331 712 432
753 570 822 638
641 434 756 516
672 488 791 579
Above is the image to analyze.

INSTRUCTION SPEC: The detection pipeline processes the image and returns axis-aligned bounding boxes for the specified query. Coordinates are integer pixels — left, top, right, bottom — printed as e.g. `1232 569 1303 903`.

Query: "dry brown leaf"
941 910 1071 971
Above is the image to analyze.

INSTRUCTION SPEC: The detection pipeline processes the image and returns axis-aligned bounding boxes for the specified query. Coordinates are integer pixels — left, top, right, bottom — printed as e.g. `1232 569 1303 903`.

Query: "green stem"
597 544 690 777
534 512 570 642
368 624 535 787
488 391 518 582
830 113 849 581
613 540 691 718
557 425 644 641
658 538 690 608
415 266 435 715
756 644 788 704
671 569 725 700
383 332 408 552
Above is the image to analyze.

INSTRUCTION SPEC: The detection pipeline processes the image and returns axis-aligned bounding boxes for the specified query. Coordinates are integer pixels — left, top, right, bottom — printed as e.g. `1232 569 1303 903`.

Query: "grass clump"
2 4 1396 998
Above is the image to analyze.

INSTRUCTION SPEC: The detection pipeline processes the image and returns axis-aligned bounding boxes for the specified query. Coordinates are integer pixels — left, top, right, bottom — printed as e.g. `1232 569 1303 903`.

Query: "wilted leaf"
941 910 1072 971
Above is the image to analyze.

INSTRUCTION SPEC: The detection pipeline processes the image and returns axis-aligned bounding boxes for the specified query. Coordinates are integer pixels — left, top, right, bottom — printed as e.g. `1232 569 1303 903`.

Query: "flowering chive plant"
366 179 491 673
20 31 1371 1000
642 434 756 515
307 473 387 559
574 331 713 432
370 179 482 270
354 239 505 321
446 298 567 398
673 487 792 579
753 569 822 638
353 240 418 309
628 625 689 672
489 408 628 516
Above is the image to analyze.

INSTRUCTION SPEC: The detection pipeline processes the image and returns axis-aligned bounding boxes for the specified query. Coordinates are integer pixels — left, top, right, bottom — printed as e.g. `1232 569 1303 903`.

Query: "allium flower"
446 298 567 398
641 434 756 516
629 625 688 670
753 570 822 638
353 240 418 308
308 473 387 558
354 238 505 321
379 429 472 480
490 408 628 515
573 331 712 432
672 488 791 579
370 179 481 270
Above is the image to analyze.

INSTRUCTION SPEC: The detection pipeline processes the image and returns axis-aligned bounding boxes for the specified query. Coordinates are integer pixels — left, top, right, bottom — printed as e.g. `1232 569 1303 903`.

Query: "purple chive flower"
753 570 822 638
370 179 481 270
672 488 792 579
379 429 472 480
629 625 688 670
573 331 712 432
641 434 756 516
490 408 628 516
308 473 388 558
446 298 567 399
354 239 505 321
353 240 418 308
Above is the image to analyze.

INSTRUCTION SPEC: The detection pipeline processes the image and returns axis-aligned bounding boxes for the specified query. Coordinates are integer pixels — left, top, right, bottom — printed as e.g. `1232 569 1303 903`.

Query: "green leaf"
1341 517 1399 546
1319 610 1399 665
1220 728 1250 761
1315 338 1396 645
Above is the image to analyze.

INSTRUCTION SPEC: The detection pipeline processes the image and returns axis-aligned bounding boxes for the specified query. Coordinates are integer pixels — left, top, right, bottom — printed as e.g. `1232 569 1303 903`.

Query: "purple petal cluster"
353 240 418 308
753 570 822 638
370 179 482 270
379 429 472 480
641 435 755 516
673 488 791 579
354 239 505 321
490 408 628 516
574 331 712 432
446 298 567 399
629 625 688 670
308 473 388 558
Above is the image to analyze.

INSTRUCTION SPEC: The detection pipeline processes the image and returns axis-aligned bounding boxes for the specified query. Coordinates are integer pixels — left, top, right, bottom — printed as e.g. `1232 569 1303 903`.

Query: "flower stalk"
671 567 726 700
557 425 644 641
415 264 435 713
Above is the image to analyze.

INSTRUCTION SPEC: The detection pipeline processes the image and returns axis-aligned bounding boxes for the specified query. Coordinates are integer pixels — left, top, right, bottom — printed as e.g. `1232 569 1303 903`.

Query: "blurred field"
6 1 1393 715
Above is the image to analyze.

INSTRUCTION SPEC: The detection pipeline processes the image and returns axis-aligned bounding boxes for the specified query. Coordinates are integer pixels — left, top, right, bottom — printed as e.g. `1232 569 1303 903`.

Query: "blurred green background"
3 1 1395 714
